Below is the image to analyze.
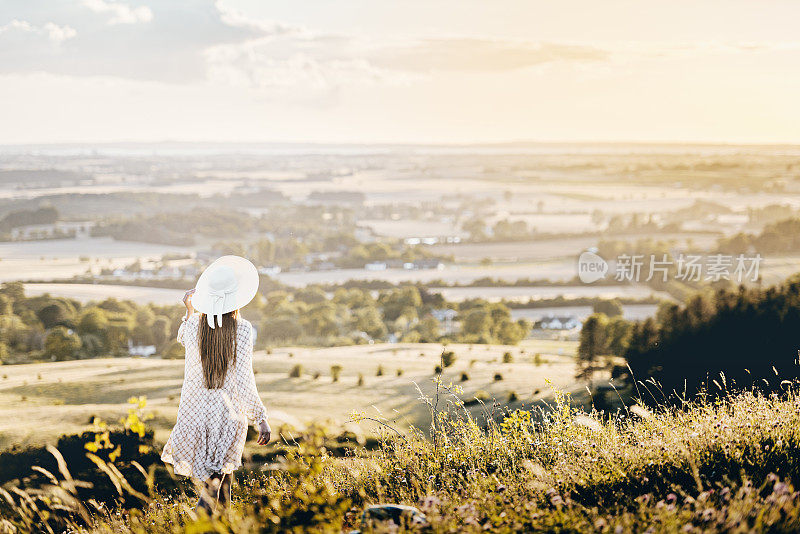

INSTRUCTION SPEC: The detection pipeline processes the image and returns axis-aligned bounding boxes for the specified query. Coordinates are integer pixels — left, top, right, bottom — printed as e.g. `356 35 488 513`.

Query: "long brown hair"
198 310 238 389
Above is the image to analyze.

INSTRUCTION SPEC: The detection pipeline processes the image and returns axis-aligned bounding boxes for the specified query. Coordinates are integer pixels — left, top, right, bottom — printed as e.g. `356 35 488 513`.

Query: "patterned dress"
161 314 268 481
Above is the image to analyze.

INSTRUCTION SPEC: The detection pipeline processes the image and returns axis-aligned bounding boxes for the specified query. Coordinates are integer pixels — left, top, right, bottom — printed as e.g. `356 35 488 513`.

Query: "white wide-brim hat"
192 255 259 329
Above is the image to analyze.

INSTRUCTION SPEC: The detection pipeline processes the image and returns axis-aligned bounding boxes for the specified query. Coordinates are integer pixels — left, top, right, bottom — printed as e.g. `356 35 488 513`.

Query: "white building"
128 341 157 357
431 309 460 335
365 261 387 271
11 221 95 240
538 315 580 330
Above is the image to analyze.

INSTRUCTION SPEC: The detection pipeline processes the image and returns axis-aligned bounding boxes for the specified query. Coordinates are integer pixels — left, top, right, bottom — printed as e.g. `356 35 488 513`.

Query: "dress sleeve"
177 318 187 346
237 321 268 428
176 317 200 414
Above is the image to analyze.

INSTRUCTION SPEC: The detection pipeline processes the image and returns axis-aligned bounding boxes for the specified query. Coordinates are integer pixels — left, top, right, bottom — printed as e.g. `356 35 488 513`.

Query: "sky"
1 0 800 145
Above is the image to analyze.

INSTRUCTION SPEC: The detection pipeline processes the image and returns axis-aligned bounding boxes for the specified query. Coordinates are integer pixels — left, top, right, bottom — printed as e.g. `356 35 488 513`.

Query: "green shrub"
434 365 442 374
396 368 404 377
502 351 513 363
508 391 518 402
288 364 304 378
464 389 490 406
441 350 456 367
376 365 384 377
460 372 469 382
494 372 503 381
330 364 342 382
357 373 364 386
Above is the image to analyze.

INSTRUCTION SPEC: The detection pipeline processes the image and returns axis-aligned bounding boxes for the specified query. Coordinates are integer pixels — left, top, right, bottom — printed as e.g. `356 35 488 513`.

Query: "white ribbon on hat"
207 281 238 329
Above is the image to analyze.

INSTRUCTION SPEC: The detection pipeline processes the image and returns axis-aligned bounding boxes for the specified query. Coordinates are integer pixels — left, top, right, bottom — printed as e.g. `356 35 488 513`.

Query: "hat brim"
192 256 259 316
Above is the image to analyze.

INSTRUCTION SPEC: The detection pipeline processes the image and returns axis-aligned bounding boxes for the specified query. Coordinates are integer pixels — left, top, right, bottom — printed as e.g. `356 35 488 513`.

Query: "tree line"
577 276 800 404
0 281 530 364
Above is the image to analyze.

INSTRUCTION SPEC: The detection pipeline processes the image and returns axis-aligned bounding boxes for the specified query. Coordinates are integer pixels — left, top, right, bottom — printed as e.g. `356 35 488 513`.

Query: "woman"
161 256 271 512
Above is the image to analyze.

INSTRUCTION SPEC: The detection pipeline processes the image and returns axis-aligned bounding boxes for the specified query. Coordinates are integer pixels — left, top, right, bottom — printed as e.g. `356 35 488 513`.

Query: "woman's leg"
218 472 233 507
197 474 223 513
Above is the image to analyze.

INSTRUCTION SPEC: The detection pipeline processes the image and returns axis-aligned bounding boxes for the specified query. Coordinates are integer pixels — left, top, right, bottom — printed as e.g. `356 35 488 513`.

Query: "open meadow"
0 340 579 451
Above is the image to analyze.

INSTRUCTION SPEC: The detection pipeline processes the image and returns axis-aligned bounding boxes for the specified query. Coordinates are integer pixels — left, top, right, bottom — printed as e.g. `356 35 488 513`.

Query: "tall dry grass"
2 382 800 533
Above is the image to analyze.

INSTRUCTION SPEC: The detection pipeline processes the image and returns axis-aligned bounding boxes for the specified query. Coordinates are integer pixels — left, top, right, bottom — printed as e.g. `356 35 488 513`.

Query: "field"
432 285 667 302
0 237 193 282
23 283 185 305
511 304 659 322
427 234 721 263
0 340 579 451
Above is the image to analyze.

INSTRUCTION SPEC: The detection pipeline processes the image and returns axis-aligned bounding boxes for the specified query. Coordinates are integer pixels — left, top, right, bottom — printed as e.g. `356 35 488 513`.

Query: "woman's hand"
182 289 195 320
257 420 271 445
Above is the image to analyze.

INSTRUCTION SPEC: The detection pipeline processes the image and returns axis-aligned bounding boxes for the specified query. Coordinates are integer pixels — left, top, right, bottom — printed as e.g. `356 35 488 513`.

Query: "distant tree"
98 298 134 314
79 333 105 358
261 317 303 344
302 302 339 338
379 287 422 322
254 238 276 264
461 308 492 340
37 302 73 329
294 287 328 305
351 307 387 340
151 316 171 348
104 316 133 355
0 206 58 231
415 316 440 343
496 319 529 345
0 294 12 315
626 317 659 359
0 282 24 303
577 313 609 387
492 219 529 240
462 217 487 241
593 299 624 318
605 316 633 356
162 341 185 359
78 308 108 334
45 326 81 361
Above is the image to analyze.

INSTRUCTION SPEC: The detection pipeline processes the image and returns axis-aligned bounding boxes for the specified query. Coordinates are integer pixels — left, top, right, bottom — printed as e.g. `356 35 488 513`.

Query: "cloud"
204 32 416 94
0 0 270 82
203 33 604 93
373 39 609 72
81 0 153 26
0 19 76 43
213 0 298 35
2 0 799 101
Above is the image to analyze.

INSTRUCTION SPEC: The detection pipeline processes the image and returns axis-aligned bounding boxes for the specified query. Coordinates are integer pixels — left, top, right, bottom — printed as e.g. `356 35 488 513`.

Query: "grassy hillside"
2 384 799 533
